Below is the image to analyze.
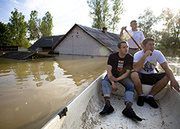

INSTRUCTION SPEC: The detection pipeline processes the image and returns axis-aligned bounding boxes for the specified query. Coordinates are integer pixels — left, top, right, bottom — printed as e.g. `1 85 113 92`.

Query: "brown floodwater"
0 55 107 129
0 55 179 129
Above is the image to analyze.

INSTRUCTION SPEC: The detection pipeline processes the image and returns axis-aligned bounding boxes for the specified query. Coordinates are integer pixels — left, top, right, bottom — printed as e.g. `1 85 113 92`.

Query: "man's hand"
111 81 118 91
144 50 152 57
170 79 180 92
121 26 127 31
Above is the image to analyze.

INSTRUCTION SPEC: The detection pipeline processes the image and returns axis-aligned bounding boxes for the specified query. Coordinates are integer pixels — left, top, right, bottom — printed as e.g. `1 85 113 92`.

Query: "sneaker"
99 104 114 115
137 96 145 106
145 97 158 108
122 107 142 121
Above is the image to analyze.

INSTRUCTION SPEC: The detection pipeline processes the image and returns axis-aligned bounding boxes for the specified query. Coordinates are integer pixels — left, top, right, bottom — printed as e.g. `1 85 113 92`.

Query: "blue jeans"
101 75 134 103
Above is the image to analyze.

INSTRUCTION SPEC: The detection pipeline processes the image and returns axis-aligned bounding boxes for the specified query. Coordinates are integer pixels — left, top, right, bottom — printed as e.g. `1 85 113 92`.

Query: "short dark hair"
142 38 154 46
130 20 137 24
118 41 127 48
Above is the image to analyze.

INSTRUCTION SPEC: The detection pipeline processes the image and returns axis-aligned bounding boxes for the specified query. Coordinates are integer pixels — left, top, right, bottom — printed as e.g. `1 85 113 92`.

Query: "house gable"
54 25 111 56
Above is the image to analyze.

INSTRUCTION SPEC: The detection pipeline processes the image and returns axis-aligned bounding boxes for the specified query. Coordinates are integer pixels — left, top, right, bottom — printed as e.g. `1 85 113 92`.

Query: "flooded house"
52 24 120 56
29 35 64 53
1 24 121 59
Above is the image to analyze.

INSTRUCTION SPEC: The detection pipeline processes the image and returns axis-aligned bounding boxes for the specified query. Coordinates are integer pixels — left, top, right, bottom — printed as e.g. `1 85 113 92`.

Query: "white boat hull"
42 72 180 129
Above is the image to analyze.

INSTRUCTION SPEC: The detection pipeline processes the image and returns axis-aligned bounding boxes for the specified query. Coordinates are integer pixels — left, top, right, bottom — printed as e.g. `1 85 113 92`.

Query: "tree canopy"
0 9 53 48
87 0 123 32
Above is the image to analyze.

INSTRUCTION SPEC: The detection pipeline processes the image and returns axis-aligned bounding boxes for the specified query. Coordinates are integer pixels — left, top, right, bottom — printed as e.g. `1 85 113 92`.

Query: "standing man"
131 38 180 108
120 20 145 55
99 41 142 121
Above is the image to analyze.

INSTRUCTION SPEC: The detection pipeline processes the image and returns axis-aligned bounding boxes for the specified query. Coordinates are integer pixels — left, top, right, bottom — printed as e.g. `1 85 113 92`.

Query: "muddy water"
0 55 107 129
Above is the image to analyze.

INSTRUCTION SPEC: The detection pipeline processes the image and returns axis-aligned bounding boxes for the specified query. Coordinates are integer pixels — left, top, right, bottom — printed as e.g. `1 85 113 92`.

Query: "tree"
157 8 180 56
111 0 123 32
8 8 30 48
87 0 123 31
102 0 111 28
138 9 159 38
160 8 180 39
40 11 53 37
88 0 103 29
28 10 40 40
0 22 11 46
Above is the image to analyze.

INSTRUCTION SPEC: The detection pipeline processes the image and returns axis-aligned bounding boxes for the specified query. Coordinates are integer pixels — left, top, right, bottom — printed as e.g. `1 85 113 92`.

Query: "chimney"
102 27 107 33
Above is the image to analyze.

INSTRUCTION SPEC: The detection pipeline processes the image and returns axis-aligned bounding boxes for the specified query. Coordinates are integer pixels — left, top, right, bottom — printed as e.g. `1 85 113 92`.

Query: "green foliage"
138 9 159 38
88 0 103 29
28 10 40 40
40 11 53 37
111 0 123 32
138 8 180 56
160 8 180 39
0 22 11 46
8 8 30 48
87 0 123 31
157 9 180 56
102 0 110 28
0 9 53 48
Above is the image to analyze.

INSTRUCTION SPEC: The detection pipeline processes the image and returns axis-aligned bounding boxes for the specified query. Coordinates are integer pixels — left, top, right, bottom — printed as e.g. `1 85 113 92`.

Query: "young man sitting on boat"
131 38 180 108
100 41 142 121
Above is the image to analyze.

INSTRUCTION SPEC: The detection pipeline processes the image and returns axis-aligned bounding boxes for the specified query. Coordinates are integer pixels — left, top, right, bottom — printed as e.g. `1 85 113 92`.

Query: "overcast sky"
0 0 179 35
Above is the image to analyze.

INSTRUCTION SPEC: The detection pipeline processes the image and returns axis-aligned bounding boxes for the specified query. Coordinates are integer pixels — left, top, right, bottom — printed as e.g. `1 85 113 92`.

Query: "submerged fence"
0 46 18 51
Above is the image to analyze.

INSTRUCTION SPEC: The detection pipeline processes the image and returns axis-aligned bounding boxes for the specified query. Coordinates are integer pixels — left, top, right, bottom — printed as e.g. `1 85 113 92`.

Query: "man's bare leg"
144 75 169 108
131 72 143 96
131 71 145 106
149 75 169 96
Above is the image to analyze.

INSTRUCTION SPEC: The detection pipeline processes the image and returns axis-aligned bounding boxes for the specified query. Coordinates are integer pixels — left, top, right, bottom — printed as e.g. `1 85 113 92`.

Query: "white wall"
54 26 111 56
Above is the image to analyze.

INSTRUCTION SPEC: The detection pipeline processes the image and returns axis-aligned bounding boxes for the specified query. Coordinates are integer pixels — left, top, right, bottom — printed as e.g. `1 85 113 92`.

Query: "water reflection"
0 59 59 88
167 57 180 76
0 56 179 88
168 64 180 76
55 55 107 85
0 56 107 129
0 56 107 88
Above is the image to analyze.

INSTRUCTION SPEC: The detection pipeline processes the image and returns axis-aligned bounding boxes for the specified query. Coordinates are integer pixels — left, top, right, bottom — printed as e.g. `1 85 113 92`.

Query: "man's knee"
163 74 170 82
156 73 170 83
101 79 109 86
126 83 135 92
130 70 139 79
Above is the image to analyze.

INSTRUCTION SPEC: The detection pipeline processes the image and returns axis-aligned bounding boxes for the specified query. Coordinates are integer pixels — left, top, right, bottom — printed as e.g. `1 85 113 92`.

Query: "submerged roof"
29 35 64 51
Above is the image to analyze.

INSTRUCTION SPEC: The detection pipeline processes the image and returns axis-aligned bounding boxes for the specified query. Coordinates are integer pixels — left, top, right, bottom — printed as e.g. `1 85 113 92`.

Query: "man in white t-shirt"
120 20 145 55
131 38 180 108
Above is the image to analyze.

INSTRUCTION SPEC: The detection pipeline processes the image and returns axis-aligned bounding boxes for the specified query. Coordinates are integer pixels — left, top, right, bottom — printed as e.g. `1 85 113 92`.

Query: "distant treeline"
138 8 180 57
0 9 53 48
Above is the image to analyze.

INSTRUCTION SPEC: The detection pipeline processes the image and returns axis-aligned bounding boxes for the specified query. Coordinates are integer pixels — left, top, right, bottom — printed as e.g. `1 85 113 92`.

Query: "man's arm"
116 70 130 81
133 50 152 71
107 65 117 82
140 31 145 49
107 65 118 91
160 62 180 92
119 27 126 40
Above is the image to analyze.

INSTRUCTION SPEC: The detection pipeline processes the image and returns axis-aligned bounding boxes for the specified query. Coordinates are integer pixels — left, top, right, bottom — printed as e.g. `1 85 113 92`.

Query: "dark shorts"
138 72 166 85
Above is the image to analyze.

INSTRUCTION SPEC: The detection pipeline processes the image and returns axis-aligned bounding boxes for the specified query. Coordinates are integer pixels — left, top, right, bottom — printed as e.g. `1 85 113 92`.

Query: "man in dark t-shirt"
100 41 142 121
